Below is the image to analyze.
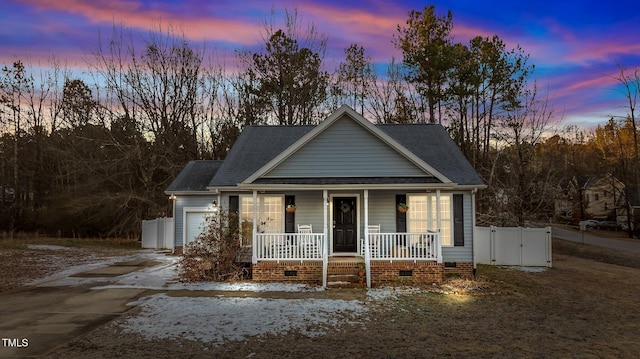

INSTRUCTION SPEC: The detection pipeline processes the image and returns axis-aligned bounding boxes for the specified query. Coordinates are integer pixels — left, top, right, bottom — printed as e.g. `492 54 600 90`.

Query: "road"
552 225 640 254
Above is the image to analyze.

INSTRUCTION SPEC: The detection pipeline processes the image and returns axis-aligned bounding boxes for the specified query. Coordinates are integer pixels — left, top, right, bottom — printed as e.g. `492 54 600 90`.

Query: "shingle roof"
207 122 484 187
209 126 314 187
166 160 223 192
378 124 485 186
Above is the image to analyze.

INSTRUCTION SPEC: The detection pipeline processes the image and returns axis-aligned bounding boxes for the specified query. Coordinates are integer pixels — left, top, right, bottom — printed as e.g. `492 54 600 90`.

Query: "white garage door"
185 211 209 246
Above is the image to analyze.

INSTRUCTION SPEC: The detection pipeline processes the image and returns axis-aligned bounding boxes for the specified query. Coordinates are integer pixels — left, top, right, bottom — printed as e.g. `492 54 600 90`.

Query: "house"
555 174 626 221
616 186 640 235
165 105 486 287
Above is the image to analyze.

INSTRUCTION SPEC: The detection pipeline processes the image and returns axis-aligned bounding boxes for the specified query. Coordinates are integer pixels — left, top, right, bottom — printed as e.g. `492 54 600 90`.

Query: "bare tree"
333 43 376 115
0 61 29 231
611 65 640 233
482 84 557 225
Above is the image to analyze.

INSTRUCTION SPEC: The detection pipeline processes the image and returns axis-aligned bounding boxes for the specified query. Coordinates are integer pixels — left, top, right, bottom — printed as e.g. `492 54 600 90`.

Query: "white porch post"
322 189 328 288
364 189 371 288
252 190 258 264
436 189 442 263
436 189 441 231
472 188 477 269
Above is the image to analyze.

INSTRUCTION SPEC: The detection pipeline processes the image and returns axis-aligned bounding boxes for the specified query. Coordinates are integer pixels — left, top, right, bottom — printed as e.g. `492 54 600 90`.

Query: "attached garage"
183 208 214 246
165 160 224 252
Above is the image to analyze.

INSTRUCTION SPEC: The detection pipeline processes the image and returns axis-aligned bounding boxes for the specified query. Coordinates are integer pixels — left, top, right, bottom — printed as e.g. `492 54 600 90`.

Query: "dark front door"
333 197 357 252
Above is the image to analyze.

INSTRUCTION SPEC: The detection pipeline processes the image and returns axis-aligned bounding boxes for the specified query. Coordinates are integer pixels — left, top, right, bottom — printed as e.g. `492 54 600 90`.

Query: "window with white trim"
407 193 453 246
240 195 284 235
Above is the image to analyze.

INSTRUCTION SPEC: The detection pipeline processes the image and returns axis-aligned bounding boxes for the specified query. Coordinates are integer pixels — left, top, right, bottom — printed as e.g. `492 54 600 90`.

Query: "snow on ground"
123 294 368 343
109 255 422 344
31 250 420 345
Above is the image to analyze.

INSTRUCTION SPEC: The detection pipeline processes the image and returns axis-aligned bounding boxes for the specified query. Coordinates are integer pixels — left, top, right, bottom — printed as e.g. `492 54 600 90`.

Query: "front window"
240 195 284 243
408 193 453 246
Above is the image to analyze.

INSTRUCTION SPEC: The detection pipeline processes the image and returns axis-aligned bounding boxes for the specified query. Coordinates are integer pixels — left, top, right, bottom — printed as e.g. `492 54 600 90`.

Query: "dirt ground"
3 238 640 358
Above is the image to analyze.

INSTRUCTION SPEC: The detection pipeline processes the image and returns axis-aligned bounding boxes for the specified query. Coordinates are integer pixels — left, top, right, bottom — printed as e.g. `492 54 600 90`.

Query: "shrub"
180 209 246 282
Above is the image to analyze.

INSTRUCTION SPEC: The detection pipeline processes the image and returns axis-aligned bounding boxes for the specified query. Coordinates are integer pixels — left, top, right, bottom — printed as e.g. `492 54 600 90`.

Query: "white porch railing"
253 231 440 262
359 232 442 262
254 233 326 261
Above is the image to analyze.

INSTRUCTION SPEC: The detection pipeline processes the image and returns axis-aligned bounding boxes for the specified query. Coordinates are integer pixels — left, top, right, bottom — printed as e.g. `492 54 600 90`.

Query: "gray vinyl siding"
265 116 427 178
441 192 474 262
174 195 217 247
366 190 399 233
288 191 326 232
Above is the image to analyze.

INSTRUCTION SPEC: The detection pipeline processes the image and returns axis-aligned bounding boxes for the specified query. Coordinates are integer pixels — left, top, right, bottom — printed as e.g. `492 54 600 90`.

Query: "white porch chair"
297 224 318 258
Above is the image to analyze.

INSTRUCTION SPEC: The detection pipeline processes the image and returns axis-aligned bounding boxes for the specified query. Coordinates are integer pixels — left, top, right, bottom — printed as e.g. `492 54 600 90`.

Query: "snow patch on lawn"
366 286 423 301
121 294 368 343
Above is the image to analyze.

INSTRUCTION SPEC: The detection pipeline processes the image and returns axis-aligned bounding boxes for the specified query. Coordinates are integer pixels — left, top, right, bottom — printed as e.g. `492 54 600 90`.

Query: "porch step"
326 259 366 288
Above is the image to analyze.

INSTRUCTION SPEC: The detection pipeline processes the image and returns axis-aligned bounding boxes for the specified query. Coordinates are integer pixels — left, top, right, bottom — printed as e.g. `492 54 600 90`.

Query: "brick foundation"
249 260 474 286
252 261 473 287
252 261 323 284
443 261 474 279
370 261 444 286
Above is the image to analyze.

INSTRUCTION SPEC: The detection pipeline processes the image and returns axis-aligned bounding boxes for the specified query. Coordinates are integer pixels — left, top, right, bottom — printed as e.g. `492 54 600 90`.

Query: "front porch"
250 231 445 287
239 187 469 287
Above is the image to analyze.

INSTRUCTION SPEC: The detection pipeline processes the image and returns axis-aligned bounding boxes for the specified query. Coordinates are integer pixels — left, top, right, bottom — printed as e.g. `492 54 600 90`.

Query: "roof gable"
205 105 484 189
245 105 450 184
262 114 431 178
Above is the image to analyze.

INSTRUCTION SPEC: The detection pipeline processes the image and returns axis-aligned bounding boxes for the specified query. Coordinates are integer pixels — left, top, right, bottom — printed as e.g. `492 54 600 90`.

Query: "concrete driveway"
0 256 164 358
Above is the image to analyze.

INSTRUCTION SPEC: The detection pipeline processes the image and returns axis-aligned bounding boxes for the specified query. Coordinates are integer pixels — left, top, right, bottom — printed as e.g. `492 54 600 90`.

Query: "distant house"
616 187 640 234
165 105 486 287
555 174 625 221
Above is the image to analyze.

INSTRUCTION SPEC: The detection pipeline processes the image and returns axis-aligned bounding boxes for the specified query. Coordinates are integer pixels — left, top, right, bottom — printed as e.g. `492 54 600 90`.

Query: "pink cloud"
19 0 263 45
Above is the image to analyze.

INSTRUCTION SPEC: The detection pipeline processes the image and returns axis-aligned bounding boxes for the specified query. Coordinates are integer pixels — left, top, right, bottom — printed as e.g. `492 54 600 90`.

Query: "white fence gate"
474 226 552 267
141 217 174 249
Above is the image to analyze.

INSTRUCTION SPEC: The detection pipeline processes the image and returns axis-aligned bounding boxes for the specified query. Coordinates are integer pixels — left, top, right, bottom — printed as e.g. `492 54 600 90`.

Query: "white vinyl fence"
474 226 552 267
141 217 174 249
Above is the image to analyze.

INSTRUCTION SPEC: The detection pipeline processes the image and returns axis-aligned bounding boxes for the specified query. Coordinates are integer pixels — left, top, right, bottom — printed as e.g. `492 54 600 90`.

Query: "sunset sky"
1 0 639 129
